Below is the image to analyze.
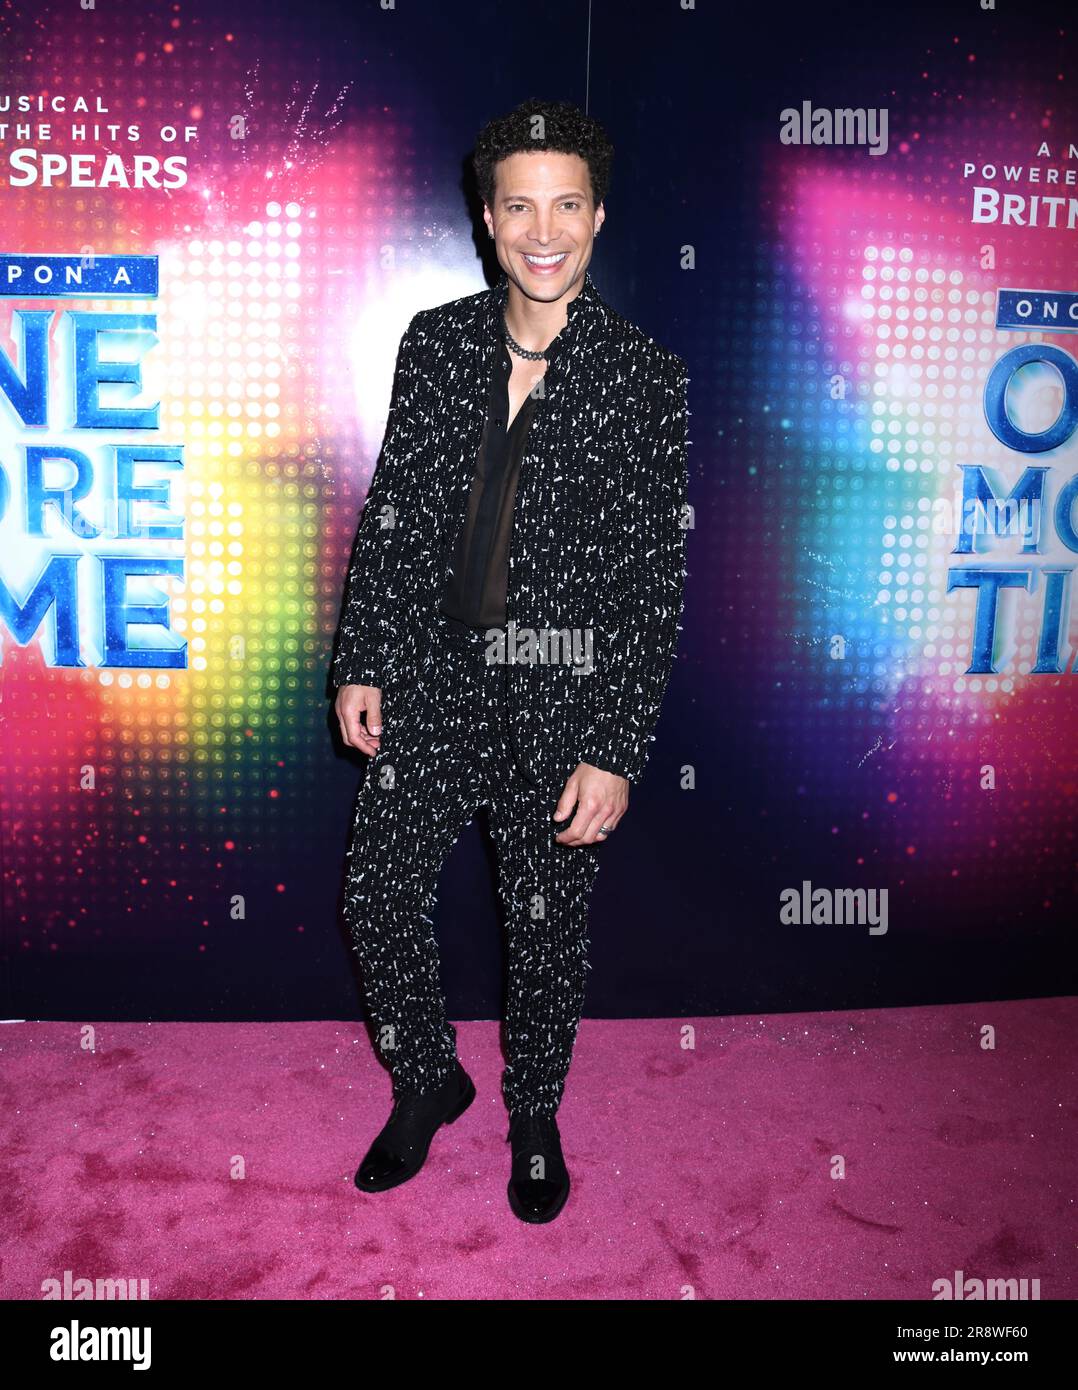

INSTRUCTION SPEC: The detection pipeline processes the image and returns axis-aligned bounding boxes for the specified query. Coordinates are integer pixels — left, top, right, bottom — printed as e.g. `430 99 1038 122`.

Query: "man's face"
484 150 605 304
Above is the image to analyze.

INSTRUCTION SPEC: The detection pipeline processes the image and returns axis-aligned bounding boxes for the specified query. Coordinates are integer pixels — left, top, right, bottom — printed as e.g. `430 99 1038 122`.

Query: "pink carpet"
2 1000 1074 1299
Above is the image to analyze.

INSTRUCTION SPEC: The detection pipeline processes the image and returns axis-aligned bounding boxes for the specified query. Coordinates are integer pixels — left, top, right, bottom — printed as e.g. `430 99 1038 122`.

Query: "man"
331 99 689 1224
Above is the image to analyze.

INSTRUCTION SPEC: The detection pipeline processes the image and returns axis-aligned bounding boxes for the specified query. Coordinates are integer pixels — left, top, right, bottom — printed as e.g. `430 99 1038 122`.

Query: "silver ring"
598 825 615 836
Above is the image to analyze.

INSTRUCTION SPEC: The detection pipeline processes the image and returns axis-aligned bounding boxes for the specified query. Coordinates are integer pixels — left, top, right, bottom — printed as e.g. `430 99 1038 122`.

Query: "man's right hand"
335 684 383 756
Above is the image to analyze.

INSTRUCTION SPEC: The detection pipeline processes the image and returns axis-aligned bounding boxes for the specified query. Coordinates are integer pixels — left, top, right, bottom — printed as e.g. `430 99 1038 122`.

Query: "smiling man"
332 99 689 1224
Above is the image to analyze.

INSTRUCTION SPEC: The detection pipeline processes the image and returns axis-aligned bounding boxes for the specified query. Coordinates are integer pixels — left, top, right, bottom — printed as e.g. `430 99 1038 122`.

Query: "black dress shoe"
506 1111 570 1224
355 1061 475 1193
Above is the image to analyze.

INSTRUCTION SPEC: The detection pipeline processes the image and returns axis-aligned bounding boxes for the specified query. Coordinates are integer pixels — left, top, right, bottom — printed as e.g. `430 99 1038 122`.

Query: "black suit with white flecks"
332 270 690 1115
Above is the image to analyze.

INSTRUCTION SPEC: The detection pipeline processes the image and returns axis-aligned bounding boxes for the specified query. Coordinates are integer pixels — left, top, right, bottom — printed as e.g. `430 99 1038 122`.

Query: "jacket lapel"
433 270 611 623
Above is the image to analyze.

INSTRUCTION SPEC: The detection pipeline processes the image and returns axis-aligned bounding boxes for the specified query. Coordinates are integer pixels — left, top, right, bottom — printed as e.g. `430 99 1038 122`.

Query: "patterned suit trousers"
344 610 602 1116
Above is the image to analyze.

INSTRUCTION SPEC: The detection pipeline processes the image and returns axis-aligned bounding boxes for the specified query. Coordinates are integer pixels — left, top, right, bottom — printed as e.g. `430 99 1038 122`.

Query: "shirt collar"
485 268 607 365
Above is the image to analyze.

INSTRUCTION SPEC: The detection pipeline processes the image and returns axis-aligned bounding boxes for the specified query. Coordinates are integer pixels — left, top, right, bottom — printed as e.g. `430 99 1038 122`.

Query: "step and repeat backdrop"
0 0 1074 1018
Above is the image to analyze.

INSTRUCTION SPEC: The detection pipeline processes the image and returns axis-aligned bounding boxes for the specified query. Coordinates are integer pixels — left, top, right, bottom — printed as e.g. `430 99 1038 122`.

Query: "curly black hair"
472 99 614 210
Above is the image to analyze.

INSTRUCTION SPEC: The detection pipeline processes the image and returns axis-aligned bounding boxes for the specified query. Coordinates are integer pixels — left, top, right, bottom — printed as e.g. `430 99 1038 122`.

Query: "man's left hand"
552 763 629 846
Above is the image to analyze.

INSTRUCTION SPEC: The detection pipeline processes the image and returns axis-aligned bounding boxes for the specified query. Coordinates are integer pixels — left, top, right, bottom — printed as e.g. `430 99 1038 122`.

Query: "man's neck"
503 273 585 355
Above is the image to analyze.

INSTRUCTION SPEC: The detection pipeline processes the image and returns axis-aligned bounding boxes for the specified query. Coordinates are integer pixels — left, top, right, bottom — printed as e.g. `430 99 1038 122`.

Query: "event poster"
0 2 1074 1017
0 1 1073 1019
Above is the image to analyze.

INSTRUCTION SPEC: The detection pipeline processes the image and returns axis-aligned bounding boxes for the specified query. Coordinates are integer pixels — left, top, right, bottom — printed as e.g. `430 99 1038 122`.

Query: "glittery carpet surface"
1 1002 1074 1299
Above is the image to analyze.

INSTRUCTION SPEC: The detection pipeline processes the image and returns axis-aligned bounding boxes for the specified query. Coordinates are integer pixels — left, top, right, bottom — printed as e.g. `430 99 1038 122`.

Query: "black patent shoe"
355 1061 475 1193
506 1111 571 1224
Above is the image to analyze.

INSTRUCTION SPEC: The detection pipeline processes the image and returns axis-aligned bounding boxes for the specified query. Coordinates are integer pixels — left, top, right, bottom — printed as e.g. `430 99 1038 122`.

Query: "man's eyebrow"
499 189 590 203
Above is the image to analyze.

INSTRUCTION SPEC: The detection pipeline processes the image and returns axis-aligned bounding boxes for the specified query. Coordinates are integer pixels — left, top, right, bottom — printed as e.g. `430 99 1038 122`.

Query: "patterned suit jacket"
331 270 690 797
